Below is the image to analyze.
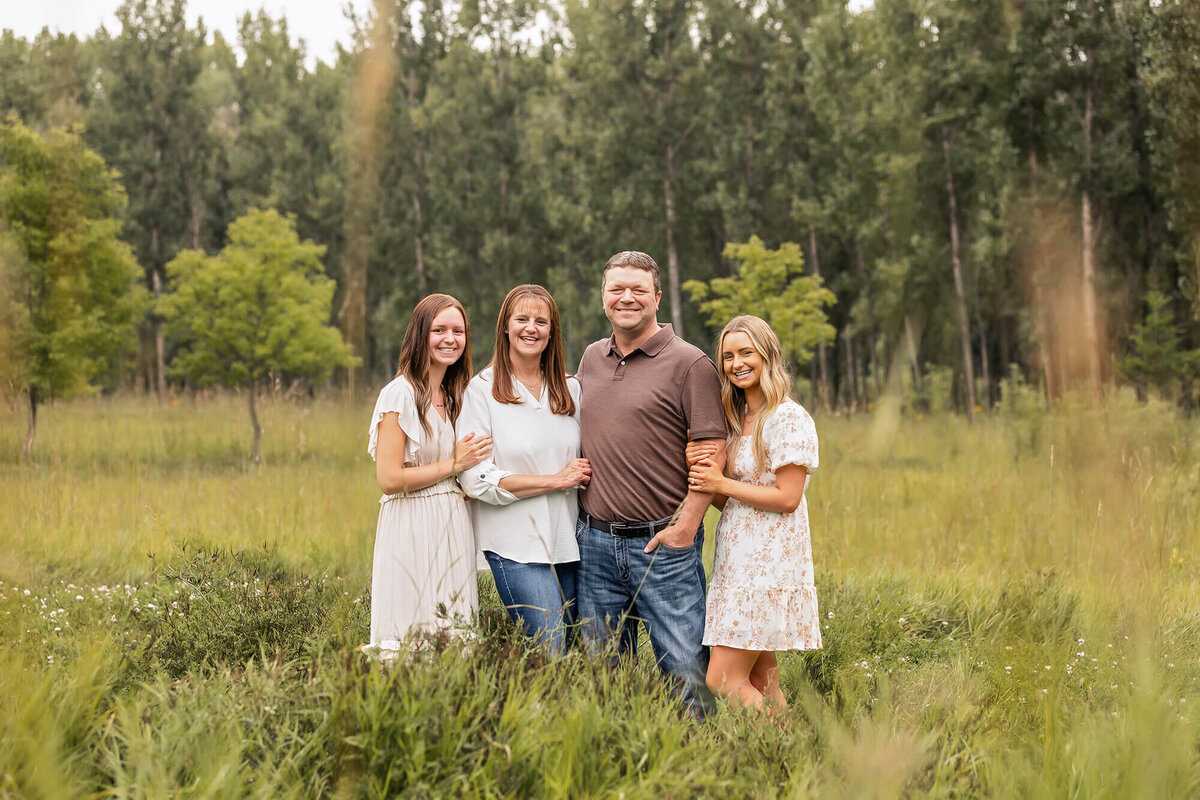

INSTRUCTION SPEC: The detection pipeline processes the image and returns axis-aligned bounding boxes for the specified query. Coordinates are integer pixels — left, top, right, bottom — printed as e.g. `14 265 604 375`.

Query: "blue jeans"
575 514 713 717
483 551 578 656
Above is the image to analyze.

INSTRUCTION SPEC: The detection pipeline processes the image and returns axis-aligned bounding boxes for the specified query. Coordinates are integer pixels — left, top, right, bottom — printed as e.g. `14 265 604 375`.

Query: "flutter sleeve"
766 402 819 474
456 374 519 506
367 376 423 464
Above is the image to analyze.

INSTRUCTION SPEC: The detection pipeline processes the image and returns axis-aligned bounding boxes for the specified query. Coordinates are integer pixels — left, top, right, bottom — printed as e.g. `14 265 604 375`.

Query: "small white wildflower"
898 617 906 624
828 611 834 619
75 595 83 601
1045 665 1052 671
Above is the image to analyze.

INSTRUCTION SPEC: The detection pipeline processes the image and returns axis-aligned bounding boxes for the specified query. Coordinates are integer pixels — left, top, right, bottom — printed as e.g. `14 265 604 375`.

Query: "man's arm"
644 437 726 553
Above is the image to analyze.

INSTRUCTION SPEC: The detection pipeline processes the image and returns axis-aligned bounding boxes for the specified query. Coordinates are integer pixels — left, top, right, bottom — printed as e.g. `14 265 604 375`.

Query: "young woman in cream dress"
365 293 492 660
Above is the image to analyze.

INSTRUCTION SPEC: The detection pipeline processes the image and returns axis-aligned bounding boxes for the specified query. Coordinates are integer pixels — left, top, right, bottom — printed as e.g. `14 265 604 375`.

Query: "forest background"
3 0 1200 422
4 1 1200 796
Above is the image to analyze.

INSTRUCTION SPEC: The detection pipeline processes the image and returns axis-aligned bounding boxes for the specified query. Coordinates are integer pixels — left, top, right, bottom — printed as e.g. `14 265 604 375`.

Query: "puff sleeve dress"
366 376 477 656
703 399 822 652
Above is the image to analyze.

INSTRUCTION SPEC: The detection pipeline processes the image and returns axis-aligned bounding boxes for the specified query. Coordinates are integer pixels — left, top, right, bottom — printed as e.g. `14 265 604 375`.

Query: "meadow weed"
2 393 1199 796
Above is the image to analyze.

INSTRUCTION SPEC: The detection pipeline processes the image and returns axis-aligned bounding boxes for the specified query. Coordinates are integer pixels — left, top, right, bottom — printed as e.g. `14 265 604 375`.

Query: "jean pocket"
657 538 697 554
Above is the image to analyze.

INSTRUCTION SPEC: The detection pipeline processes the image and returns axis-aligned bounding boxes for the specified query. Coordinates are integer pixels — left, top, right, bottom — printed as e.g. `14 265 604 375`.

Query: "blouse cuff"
462 466 520 506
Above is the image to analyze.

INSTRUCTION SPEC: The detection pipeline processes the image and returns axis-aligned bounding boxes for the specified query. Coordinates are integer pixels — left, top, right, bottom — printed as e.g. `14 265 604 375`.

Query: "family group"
364 250 822 716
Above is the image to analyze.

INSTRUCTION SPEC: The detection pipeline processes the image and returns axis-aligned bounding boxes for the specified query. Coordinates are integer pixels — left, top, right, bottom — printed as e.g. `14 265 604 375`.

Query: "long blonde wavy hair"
716 315 792 474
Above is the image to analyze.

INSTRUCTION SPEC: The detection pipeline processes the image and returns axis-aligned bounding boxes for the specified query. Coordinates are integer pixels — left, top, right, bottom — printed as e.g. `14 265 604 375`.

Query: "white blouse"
456 367 582 564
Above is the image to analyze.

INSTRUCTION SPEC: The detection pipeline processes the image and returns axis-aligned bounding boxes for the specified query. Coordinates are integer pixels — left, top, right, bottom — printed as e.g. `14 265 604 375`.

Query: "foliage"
0 116 145 454
160 208 356 459
1119 290 1200 399
3 0 1200 414
685 237 836 368
162 208 354 391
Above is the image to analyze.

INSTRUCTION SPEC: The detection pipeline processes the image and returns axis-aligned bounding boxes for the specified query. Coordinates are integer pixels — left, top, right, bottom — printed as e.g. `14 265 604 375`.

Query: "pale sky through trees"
6 0 370 65
9 0 874 66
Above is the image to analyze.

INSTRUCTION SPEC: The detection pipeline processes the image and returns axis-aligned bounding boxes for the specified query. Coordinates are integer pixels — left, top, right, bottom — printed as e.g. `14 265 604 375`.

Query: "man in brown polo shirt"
575 250 727 717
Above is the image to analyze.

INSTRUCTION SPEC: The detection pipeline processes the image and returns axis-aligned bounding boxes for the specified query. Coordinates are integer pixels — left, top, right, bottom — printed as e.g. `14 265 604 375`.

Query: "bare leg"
750 652 787 708
707 646 766 708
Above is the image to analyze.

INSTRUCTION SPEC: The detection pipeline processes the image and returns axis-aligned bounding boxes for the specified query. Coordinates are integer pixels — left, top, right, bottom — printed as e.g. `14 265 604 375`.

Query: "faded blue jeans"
575 513 714 717
483 551 578 656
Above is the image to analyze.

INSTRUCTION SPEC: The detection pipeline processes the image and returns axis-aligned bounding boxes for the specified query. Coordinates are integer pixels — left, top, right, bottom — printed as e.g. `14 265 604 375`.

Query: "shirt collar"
605 323 674 358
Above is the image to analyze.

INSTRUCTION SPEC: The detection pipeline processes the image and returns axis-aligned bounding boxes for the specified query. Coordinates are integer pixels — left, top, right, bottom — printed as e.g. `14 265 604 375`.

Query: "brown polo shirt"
577 323 726 522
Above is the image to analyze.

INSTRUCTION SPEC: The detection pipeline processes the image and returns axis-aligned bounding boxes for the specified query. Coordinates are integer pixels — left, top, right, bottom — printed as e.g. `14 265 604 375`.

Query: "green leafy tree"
161 208 357 462
684 236 836 374
0 117 145 456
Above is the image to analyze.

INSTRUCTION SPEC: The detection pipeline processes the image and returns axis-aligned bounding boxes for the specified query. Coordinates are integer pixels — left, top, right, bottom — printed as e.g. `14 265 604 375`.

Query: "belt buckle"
609 521 633 537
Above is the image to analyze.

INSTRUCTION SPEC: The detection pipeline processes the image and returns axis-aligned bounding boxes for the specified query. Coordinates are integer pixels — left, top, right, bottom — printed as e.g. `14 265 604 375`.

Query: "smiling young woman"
364 293 493 661
687 314 823 711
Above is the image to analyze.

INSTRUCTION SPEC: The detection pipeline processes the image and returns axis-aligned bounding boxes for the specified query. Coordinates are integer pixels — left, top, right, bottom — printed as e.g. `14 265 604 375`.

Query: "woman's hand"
685 440 721 468
554 458 592 489
687 457 725 494
453 432 493 474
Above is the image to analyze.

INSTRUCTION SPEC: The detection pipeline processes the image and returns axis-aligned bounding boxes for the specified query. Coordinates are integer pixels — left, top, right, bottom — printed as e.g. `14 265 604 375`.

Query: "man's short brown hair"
602 251 662 294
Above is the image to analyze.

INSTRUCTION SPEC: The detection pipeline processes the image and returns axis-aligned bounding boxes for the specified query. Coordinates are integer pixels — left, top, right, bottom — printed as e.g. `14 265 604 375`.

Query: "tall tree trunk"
1079 0 1102 401
942 129 976 418
413 187 427 296
151 261 167 399
23 386 38 458
808 228 831 411
842 329 858 413
905 314 923 392
663 149 684 336
975 308 991 411
1081 24 1102 401
1028 128 1056 406
248 388 262 464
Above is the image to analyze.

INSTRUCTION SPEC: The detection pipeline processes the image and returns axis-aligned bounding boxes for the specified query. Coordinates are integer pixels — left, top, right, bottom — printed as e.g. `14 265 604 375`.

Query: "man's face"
602 266 661 337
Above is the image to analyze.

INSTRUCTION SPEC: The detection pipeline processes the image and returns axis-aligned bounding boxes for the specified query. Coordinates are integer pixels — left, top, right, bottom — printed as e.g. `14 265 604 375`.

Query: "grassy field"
2 390 1199 797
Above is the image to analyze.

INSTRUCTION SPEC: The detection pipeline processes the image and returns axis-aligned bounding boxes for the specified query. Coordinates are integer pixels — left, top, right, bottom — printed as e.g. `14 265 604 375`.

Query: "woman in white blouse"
457 285 591 654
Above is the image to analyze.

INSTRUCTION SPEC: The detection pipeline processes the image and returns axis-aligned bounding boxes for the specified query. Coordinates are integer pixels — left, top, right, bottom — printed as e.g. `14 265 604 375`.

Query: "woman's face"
428 306 467 368
720 330 764 391
506 298 552 363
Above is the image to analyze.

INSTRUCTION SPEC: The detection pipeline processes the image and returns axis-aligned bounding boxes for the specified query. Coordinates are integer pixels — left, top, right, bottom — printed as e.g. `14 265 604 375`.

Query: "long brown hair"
716 315 791 473
490 285 575 416
395 293 472 435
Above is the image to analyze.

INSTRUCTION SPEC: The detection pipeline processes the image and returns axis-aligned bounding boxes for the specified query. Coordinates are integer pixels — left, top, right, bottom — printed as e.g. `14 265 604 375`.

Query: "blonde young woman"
686 315 822 708
366 294 492 660
456 285 589 654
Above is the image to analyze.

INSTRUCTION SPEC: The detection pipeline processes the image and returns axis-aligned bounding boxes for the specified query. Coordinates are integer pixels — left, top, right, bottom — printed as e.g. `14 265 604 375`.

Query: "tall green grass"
2 391 1199 797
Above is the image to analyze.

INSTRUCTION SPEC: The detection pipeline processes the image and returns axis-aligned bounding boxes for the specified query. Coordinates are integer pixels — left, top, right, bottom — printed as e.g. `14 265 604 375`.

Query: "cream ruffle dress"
365 376 477 658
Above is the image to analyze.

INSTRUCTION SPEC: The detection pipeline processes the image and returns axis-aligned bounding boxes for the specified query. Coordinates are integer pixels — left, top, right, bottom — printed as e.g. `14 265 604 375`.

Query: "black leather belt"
582 513 673 538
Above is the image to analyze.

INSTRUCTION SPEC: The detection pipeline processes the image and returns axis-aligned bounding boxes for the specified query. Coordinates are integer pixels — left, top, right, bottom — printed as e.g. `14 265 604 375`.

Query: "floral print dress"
703 399 822 651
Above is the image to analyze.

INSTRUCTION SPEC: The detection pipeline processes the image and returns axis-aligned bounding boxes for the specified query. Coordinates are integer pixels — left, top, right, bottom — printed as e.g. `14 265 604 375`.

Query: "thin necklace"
515 371 542 396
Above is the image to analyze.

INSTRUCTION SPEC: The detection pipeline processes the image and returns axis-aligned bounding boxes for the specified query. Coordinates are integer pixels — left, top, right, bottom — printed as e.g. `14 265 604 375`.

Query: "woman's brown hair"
395 293 472 435
490 285 575 416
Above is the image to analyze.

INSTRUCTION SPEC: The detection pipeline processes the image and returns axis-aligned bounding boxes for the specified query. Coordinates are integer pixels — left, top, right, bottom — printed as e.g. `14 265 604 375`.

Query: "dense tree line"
2 0 1198 413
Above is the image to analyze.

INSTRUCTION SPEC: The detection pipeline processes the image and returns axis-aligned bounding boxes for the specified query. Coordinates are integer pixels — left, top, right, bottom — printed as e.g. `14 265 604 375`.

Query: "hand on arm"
688 458 807 515
496 458 591 499
644 438 726 553
376 413 492 495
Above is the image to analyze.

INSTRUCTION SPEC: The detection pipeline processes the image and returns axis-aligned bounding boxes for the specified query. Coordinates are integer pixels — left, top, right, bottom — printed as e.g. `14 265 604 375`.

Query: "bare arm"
375 412 491 495
496 459 591 499
688 458 807 514
644 437 726 553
